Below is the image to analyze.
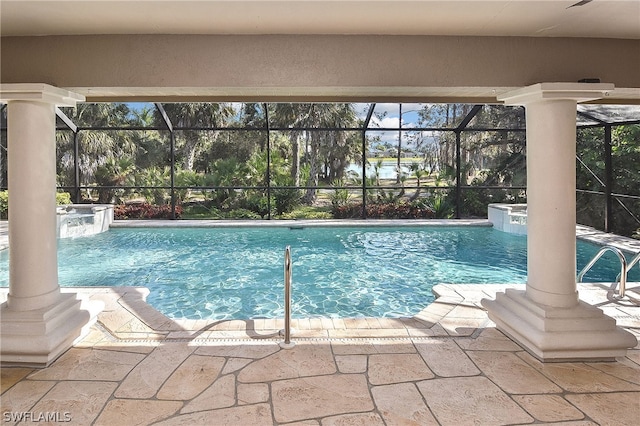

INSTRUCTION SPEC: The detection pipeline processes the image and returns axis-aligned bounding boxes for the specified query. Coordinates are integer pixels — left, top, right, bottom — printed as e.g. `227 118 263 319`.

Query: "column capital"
498 82 614 106
0 83 84 106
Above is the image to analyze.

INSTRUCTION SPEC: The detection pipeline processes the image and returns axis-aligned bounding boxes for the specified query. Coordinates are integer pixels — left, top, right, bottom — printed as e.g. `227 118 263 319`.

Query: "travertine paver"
27 348 145 382
238 343 336 383
221 357 252 374
587 359 640 385
467 351 562 394
1 281 638 425
181 373 236 413
517 352 640 393
94 400 182 426
271 374 373 423
331 339 416 355
0 380 56 413
321 412 386 425
156 354 226 400
335 355 367 373
115 343 195 398
195 341 279 359
371 382 438 425
155 403 273 426
237 383 269 405
566 392 640 426
414 338 480 377
367 353 434 385
0 368 33 393
453 327 522 351
29 381 117 425
417 376 534 425
512 394 585 422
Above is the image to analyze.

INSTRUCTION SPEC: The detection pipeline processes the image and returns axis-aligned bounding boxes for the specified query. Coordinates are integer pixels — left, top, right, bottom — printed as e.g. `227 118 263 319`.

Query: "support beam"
0 83 102 367
482 83 636 361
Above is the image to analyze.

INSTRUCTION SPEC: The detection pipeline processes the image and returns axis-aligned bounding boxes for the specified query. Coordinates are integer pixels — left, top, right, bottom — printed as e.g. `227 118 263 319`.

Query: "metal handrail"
618 251 640 283
279 246 295 349
577 245 627 298
627 252 640 273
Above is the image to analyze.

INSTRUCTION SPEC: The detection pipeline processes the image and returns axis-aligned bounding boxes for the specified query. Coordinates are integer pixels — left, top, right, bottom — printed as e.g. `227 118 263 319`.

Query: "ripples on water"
0 226 637 320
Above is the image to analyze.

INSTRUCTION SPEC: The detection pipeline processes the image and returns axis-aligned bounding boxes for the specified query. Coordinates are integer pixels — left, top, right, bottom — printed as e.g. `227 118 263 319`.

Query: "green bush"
56 192 72 205
273 188 302 215
0 191 72 219
279 206 332 219
0 191 8 219
329 179 351 210
225 209 262 219
182 204 223 219
241 193 274 218
334 201 435 219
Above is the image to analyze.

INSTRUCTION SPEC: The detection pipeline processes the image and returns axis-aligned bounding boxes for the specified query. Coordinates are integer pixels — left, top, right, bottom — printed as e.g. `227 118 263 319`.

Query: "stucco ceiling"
1 0 639 39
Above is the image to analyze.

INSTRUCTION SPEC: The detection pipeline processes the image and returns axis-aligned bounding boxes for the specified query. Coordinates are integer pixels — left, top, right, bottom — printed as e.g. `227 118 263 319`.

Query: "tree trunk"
291 132 300 186
303 134 320 204
182 131 199 171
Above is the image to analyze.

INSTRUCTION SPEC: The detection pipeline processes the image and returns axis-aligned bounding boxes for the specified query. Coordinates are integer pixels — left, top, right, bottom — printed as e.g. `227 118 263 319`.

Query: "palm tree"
156 103 234 172
56 103 138 199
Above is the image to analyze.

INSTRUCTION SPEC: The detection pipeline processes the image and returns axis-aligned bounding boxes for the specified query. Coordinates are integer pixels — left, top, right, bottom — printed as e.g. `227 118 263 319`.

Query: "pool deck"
1 220 640 424
1 282 639 425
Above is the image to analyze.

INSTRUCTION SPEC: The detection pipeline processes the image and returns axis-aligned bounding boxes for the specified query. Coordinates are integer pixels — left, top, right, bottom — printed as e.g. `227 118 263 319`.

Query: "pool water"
0 227 637 320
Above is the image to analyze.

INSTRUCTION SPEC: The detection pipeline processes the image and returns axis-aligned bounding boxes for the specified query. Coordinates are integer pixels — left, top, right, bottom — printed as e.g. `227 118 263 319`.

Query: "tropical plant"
429 193 454 219
156 103 234 171
94 158 136 203
329 178 351 210
136 166 170 205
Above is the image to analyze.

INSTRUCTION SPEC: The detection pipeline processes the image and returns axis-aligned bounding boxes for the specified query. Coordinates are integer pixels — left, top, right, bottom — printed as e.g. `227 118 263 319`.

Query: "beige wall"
2 35 639 102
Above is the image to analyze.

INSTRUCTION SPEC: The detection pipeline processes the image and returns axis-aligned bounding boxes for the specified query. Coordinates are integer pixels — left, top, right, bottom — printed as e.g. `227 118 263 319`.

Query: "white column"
7 100 61 311
525 98 579 308
0 84 103 367
482 83 637 361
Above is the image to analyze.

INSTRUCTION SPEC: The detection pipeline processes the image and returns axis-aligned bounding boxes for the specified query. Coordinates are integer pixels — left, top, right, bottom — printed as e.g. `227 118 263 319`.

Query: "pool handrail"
577 245 627 298
279 246 295 349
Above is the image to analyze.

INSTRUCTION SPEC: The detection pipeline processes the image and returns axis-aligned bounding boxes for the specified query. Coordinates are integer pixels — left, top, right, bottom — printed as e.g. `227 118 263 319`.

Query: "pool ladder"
279 246 295 349
577 245 640 298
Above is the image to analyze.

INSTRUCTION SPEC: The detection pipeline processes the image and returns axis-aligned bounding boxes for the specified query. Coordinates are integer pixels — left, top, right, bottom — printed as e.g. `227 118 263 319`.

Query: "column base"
482 289 637 362
1 292 103 367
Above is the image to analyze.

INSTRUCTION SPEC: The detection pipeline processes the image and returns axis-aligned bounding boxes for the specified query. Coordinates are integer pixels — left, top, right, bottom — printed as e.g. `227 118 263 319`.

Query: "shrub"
0 191 7 219
0 191 72 219
114 203 182 219
182 204 223 219
225 209 262 219
273 188 302 215
242 193 274 218
56 192 72 205
280 206 332 219
333 202 435 219
329 179 351 210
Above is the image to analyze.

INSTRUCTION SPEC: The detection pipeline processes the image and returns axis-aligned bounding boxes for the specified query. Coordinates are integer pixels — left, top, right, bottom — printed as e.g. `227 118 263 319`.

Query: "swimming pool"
0 226 637 320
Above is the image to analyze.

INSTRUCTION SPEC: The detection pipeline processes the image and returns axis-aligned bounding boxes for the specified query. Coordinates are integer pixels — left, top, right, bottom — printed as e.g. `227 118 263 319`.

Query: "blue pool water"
0 227 637 320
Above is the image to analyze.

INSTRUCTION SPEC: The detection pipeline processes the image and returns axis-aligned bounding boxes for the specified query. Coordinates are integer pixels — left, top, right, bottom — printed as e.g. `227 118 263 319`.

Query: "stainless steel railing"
279 245 295 349
577 245 627 298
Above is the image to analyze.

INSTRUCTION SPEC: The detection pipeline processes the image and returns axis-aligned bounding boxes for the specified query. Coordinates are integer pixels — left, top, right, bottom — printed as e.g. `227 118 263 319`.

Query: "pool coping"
3 282 636 345
110 218 493 228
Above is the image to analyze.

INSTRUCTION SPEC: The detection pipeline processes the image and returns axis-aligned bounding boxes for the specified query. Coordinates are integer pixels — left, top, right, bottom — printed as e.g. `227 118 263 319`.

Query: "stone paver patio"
1 282 639 425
